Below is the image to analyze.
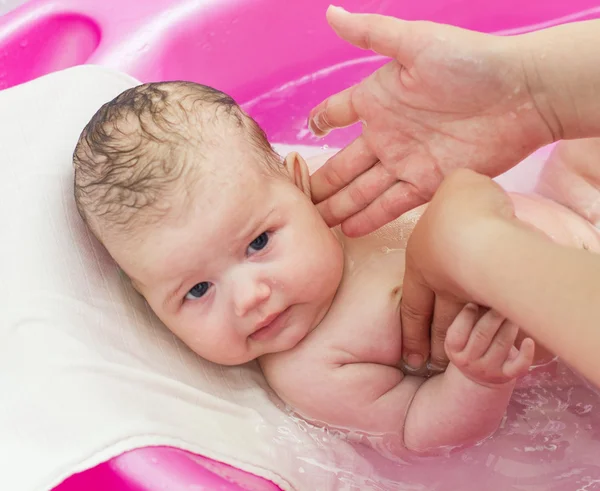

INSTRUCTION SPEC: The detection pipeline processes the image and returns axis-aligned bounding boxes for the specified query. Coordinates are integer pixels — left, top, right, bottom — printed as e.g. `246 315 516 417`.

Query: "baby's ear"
284 152 311 197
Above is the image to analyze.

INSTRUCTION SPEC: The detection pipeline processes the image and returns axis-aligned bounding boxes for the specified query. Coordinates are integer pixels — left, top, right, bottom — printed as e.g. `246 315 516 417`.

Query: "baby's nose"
233 279 271 317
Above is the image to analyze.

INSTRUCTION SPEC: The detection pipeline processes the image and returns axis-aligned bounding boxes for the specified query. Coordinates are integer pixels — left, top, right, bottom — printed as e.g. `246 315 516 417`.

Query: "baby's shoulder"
338 204 426 254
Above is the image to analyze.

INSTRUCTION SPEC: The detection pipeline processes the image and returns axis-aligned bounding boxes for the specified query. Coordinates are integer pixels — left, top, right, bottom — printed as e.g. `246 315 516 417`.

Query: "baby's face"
109 149 344 365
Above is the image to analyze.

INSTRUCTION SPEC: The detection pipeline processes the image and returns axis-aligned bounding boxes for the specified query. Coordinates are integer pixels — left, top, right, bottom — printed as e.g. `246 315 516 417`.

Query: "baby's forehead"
190 126 281 177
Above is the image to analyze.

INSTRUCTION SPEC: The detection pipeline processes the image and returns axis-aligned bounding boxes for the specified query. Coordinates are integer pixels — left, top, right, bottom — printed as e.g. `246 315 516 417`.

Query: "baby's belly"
511 193 600 253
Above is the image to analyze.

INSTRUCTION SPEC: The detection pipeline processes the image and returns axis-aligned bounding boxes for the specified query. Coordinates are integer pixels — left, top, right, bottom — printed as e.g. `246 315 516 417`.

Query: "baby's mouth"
250 307 291 341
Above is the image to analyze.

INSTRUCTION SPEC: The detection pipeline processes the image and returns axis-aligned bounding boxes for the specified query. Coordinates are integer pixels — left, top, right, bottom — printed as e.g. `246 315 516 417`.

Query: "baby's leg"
529 140 600 364
535 138 600 227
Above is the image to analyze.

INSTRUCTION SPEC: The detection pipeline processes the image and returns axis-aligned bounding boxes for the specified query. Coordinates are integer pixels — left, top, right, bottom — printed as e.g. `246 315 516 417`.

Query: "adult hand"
400 169 520 370
309 6 553 237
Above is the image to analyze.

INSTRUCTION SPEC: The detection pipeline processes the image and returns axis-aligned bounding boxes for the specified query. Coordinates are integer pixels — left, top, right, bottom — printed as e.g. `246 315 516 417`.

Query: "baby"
73 81 600 456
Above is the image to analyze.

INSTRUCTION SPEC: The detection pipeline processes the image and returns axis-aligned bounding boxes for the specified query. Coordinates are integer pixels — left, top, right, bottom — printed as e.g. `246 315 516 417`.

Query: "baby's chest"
319 251 405 367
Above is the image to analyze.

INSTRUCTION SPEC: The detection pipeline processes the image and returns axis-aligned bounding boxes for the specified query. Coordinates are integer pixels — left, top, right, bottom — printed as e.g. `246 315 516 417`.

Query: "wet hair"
73 81 281 238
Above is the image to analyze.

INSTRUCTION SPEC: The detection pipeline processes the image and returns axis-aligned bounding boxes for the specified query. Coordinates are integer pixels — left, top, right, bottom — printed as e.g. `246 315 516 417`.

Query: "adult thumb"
326 6 418 64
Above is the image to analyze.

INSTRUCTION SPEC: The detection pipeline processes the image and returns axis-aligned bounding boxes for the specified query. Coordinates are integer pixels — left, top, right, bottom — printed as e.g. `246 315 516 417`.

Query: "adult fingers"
326 6 419 63
308 85 359 137
310 134 378 203
315 161 397 227
401 270 434 370
340 179 426 237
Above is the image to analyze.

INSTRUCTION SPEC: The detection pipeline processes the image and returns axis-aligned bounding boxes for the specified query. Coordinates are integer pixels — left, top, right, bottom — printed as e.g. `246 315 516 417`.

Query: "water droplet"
19 39 27 48
296 127 311 140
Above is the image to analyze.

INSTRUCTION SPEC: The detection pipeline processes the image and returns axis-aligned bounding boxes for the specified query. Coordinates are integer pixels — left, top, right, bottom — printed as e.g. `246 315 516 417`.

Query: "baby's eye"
248 232 269 253
185 282 211 300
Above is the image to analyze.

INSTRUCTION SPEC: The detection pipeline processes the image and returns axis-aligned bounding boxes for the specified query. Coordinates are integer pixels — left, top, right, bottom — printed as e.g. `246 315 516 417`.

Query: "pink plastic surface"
2 0 600 490
56 447 281 491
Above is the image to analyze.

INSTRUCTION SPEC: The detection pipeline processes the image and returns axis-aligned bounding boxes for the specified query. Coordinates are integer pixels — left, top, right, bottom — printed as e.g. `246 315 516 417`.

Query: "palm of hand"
309 9 555 235
353 34 546 200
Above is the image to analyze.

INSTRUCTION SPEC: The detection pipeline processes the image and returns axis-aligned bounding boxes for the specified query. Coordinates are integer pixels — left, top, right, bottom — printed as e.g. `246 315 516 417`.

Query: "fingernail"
329 5 349 14
427 361 445 373
307 117 319 136
406 354 424 370
308 113 327 137
465 303 478 313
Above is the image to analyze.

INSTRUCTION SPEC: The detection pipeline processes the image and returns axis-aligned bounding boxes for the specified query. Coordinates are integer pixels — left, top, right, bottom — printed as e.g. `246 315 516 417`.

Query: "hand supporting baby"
309 6 553 238
309 8 600 387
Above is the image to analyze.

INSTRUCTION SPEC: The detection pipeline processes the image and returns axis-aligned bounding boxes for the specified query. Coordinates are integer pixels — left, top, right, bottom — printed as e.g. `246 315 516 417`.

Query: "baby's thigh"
535 139 600 227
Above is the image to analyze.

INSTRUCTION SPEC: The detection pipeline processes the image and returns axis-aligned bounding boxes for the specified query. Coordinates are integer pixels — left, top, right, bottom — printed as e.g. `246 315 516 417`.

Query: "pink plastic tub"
1 0 600 490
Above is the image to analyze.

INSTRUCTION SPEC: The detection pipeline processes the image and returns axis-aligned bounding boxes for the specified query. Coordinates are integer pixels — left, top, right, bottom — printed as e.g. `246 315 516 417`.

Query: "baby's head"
74 81 344 365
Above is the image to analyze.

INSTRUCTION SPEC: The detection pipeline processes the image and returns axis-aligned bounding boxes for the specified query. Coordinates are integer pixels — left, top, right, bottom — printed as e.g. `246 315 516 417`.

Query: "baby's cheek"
316 244 344 288
181 321 245 364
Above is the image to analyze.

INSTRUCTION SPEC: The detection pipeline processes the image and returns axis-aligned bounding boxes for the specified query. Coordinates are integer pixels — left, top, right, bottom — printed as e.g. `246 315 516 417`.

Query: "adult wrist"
515 20 600 141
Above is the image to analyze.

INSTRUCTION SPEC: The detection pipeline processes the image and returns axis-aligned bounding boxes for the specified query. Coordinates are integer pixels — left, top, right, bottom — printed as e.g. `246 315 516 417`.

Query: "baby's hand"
445 304 535 387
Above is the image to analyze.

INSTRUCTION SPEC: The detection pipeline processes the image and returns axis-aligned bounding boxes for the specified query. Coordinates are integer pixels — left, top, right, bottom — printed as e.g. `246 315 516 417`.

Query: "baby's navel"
391 285 402 299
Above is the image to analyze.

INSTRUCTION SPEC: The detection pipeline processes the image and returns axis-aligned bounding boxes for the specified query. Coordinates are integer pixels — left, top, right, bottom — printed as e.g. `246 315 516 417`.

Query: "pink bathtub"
1 0 600 489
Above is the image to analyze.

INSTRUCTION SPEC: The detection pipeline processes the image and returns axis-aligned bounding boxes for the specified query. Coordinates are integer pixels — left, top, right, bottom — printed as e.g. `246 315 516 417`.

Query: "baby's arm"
264 307 533 455
403 305 534 453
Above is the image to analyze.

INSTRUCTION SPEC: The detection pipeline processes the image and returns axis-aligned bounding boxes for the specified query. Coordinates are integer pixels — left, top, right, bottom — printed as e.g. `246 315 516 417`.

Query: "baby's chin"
257 317 316 358
194 329 310 366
